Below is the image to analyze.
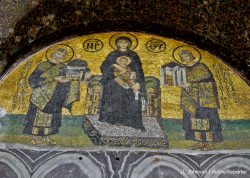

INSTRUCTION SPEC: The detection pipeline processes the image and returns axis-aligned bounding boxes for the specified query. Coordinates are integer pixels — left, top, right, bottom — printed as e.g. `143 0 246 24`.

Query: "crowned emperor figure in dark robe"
99 38 147 130
179 50 223 150
23 48 89 144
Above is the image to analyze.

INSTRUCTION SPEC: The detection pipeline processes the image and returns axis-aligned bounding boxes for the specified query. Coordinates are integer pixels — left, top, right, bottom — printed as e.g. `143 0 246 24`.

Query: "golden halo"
116 56 132 66
173 45 201 66
46 44 74 63
109 33 138 50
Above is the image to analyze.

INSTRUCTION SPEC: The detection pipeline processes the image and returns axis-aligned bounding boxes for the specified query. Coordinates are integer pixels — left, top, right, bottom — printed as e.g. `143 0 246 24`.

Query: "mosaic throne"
83 75 168 148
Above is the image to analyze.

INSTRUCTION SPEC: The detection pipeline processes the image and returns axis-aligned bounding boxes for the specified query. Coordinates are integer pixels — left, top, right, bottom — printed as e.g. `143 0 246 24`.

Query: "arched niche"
0 162 18 178
0 152 30 178
128 155 196 178
1 1 249 79
32 153 103 178
204 157 250 178
0 32 249 150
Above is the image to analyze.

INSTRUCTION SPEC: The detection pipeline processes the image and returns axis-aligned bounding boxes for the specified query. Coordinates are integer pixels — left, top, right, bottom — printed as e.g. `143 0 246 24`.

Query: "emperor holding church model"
161 45 223 150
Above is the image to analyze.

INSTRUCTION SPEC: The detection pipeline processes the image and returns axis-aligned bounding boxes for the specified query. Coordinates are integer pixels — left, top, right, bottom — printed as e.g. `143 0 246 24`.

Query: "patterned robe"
181 63 223 142
23 61 80 136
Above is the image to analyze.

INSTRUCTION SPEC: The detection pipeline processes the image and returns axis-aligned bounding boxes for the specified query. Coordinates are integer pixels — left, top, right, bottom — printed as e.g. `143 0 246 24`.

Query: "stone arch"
0 152 30 178
204 157 250 178
32 153 103 178
0 1 249 79
129 155 197 178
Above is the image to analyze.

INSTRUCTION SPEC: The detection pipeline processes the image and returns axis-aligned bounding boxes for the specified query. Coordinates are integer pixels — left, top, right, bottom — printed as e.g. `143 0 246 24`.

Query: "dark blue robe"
23 62 71 136
181 63 223 142
99 50 146 129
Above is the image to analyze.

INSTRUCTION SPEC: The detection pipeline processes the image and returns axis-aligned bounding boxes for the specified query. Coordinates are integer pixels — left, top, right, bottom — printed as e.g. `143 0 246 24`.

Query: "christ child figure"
113 56 140 100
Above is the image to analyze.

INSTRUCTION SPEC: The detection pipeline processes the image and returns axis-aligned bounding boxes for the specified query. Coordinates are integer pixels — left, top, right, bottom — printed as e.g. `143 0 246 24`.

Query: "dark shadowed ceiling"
0 0 249 79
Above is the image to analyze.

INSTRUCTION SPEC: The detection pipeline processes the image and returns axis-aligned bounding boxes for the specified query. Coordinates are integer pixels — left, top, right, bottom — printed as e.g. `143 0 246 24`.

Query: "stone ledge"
83 115 168 148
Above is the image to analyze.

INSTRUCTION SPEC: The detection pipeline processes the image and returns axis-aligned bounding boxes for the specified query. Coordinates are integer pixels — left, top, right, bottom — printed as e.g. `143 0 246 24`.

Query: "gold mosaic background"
0 32 249 119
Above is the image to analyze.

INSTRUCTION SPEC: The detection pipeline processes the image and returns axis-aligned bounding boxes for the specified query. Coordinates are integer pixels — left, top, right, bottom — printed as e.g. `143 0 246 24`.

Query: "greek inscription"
83 39 103 52
146 39 166 53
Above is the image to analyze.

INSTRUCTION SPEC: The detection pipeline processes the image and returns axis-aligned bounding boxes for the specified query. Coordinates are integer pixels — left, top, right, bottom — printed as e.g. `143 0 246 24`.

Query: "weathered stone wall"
0 147 249 178
0 0 249 78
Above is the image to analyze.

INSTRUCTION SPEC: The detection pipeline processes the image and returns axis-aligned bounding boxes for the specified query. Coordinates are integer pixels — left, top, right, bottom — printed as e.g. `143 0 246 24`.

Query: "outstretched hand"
132 83 140 92
113 64 123 71
179 82 190 89
54 76 70 83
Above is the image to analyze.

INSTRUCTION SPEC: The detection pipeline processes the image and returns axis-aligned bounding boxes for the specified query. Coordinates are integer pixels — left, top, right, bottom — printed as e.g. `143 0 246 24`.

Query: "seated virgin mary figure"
99 36 146 131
